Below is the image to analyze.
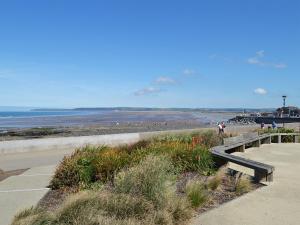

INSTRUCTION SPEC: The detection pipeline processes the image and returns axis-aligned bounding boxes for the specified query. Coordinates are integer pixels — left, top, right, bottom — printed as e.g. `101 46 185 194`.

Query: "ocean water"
0 111 92 119
0 110 101 128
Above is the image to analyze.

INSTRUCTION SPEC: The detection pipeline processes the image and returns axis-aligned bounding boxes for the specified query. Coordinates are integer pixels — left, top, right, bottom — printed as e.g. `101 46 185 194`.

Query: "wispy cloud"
155 76 176 84
256 50 265 58
274 63 287 69
183 69 196 76
254 88 267 95
134 87 163 96
247 50 287 69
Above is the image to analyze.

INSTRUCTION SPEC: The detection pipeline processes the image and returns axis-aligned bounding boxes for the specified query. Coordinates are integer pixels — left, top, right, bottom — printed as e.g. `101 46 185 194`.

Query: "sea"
0 110 100 129
0 111 92 118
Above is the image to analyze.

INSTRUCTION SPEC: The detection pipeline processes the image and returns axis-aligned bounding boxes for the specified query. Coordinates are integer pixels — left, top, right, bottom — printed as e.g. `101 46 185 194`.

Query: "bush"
114 155 174 206
133 142 214 175
50 145 131 189
185 180 209 208
50 131 216 190
13 156 192 225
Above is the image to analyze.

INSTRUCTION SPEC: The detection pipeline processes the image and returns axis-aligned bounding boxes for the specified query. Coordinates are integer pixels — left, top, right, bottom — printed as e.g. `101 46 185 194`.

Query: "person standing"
221 121 226 133
218 123 223 135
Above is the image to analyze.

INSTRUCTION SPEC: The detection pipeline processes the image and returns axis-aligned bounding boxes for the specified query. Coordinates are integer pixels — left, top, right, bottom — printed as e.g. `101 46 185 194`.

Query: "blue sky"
0 0 299 108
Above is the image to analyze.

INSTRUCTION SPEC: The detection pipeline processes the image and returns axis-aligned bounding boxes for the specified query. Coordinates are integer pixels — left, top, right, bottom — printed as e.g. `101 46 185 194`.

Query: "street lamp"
282 95 287 107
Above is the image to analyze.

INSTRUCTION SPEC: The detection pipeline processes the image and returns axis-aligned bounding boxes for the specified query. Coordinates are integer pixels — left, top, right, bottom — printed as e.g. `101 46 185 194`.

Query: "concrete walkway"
191 143 300 225
0 148 74 171
0 165 56 225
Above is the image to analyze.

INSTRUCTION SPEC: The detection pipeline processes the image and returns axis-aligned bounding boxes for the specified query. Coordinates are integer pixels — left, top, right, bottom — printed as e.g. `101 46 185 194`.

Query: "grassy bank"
12 131 257 225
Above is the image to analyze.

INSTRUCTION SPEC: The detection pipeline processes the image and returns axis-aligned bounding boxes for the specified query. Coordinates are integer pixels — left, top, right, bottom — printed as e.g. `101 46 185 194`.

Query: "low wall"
0 128 209 155
0 125 260 155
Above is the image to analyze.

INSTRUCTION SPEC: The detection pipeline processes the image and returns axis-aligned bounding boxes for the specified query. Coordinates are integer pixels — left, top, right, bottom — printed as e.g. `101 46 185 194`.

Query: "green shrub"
50 145 131 189
50 131 216 190
185 180 209 208
94 148 131 182
133 142 214 175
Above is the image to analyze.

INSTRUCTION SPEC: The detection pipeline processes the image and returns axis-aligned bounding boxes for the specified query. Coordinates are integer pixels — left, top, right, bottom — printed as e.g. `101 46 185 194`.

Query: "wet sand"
0 111 238 141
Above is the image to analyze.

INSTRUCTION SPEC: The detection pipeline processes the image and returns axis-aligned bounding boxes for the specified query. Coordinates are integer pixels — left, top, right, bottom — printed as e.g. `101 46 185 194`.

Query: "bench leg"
262 137 271 144
254 170 273 182
253 140 261 147
278 135 281 143
238 145 245 152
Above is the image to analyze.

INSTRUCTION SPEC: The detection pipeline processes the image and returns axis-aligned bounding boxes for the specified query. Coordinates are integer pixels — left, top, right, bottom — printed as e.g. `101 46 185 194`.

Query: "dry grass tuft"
234 174 252 195
185 180 209 208
207 166 227 191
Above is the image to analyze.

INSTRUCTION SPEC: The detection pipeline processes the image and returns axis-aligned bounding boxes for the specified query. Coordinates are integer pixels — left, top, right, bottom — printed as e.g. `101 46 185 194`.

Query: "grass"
13 131 257 225
234 175 252 195
207 167 226 191
13 155 192 225
114 155 175 206
185 179 209 208
50 131 220 190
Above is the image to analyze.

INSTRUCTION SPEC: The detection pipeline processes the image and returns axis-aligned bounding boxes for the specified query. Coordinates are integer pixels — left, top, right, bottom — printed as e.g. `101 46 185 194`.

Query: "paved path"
191 143 300 225
0 148 73 171
0 165 56 225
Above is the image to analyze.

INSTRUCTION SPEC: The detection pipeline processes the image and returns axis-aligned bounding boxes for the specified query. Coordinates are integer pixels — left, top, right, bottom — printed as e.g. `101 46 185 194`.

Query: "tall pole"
282 95 287 128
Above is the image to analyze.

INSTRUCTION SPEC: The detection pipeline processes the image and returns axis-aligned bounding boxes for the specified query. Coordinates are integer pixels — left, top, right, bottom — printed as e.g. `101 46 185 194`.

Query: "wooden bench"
213 132 274 182
223 132 261 152
212 147 274 182
212 132 300 182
